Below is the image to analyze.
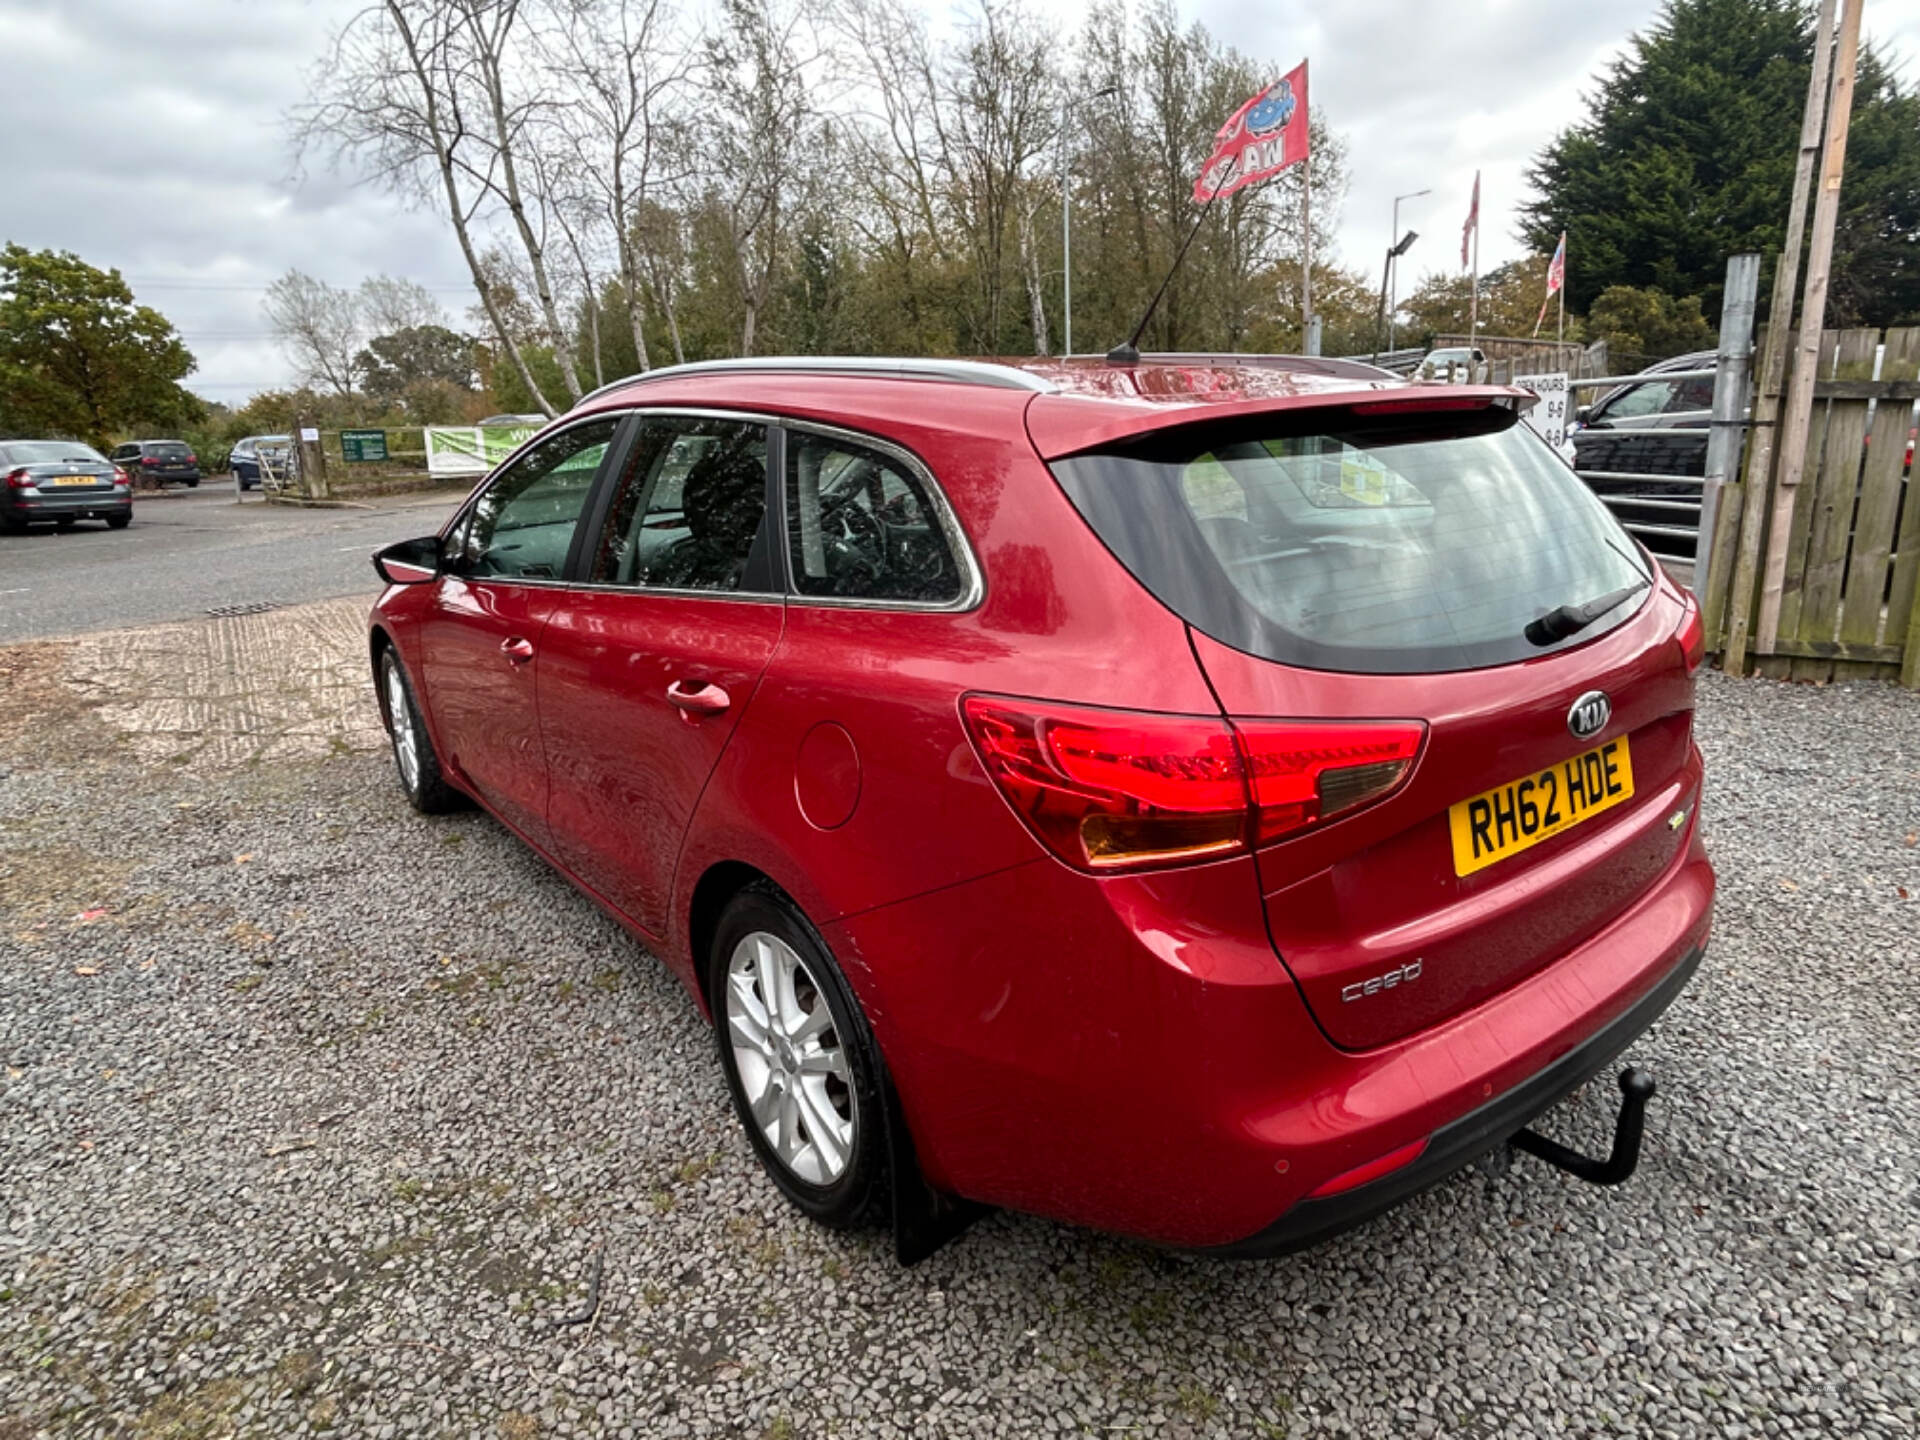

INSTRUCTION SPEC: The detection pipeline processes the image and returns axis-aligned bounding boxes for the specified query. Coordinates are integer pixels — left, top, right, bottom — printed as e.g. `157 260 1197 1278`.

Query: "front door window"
452 419 618 581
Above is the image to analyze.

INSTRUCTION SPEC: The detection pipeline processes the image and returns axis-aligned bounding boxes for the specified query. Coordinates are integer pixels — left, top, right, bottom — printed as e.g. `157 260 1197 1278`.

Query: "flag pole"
1301 62 1314 353
1468 206 1479 347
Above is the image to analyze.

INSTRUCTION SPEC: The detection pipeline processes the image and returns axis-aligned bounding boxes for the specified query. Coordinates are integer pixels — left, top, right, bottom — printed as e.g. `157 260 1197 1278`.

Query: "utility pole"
1755 0 1861 657
1722 0 1836 673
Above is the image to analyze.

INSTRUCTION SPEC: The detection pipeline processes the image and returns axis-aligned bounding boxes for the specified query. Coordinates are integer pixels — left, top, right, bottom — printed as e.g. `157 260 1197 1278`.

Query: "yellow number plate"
1449 737 1634 877
49 475 95 486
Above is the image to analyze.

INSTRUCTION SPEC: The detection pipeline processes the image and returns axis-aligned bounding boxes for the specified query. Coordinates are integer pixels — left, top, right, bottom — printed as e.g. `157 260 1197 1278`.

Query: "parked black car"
109 439 202 488
1570 351 1716 561
1 440 132 532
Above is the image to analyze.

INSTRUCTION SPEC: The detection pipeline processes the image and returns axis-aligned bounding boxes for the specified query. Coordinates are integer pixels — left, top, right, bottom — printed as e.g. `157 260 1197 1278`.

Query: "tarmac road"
0 483 467 644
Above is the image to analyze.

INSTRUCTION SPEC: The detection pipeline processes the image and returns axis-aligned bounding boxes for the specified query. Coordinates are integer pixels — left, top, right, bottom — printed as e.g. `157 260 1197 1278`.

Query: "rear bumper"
2 492 131 520
828 807 1713 1251
1205 942 1702 1257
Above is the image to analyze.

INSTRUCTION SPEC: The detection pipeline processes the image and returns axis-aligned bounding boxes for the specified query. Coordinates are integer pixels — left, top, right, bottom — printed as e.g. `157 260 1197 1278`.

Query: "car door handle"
666 680 730 720
500 636 535 664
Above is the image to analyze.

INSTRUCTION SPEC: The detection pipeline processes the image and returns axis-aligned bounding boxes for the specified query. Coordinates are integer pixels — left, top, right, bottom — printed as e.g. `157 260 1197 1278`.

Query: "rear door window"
588 415 771 592
452 418 617 580
783 430 963 604
1049 406 1651 674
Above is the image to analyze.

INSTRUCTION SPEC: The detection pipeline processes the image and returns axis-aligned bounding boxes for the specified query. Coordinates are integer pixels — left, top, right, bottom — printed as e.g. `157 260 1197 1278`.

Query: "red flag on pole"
1194 61 1310 203
1533 232 1568 337
1461 171 1480 268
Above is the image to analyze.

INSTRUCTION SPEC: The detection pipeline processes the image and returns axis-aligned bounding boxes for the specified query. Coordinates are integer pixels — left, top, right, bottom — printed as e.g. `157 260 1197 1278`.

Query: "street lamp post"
1387 188 1432 353
1062 85 1119 358
1372 230 1420 364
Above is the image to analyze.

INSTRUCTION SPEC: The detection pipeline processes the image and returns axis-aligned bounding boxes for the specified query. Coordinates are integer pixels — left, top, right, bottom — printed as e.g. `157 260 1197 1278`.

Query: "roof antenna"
1106 189 1222 366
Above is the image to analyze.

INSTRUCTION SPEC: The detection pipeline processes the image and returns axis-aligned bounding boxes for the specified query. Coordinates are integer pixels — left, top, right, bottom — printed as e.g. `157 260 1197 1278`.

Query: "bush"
1585 285 1716 361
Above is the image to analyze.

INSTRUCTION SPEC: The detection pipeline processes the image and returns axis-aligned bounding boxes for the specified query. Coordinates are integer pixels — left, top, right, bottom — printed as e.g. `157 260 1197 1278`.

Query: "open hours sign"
341 429 389 463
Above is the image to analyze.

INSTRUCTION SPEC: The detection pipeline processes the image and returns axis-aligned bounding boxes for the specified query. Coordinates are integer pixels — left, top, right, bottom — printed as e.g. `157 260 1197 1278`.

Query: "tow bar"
1509 1067 1657 1185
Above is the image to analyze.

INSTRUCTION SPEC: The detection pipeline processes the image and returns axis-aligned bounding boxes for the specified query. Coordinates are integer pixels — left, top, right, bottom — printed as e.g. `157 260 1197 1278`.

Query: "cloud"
0 0 474 403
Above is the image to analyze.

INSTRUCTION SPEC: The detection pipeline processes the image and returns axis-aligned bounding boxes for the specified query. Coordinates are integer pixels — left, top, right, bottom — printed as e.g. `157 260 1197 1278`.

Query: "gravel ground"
1 622 1917 1438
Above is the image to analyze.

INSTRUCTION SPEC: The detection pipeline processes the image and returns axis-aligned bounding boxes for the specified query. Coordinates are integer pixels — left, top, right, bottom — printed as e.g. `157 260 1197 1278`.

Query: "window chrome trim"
573 407 983 613
774 417 985 614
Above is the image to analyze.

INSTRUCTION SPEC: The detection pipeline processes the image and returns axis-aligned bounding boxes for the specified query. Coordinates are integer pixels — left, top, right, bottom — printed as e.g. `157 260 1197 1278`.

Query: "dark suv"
110 440 202 488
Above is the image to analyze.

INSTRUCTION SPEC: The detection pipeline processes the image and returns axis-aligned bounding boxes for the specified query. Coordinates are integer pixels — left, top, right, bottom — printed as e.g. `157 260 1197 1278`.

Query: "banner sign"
424 425 538 477
1514 372 1571 451
1194 60 1310 203
340 428 388 463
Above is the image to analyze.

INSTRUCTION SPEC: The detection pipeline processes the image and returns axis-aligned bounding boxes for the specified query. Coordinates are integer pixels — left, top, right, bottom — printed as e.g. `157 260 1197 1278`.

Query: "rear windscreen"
152 443 192 459
1048 406 1652 675
2 442 106 463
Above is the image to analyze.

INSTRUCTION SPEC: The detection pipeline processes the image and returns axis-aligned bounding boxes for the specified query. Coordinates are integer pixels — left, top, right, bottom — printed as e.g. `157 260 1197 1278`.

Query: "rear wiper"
1524 578 1649 646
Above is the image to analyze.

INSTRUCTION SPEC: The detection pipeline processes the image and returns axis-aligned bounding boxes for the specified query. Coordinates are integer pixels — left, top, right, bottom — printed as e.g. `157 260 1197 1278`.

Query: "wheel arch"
686 860 780 1018
368 623 397 725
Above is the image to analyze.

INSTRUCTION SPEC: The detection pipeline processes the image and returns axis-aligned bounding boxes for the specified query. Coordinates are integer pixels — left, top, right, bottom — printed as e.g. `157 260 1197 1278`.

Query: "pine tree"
1520 0 1920 325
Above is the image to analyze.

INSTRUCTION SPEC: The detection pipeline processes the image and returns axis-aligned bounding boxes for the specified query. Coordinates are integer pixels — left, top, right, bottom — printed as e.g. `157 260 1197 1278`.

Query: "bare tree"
835 0 1056 354
358 274 447 335
446 0 586 401
295 0 561 414
705 0 819 355
262 270 361 395
947 2 1058 352
544 0 693 374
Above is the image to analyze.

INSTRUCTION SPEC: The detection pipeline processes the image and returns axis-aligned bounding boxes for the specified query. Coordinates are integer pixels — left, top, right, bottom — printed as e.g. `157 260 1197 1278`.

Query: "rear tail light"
1306 1137 1429 1199
113 468 131 486
960 695 1426 873
185 453 197 464
4 468 31 488
1675 593 1704 674
1235 719 1428 845
140 455 159 466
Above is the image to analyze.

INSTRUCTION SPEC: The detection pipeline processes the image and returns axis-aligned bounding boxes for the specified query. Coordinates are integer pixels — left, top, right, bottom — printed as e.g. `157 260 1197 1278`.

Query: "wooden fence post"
292 420 330 501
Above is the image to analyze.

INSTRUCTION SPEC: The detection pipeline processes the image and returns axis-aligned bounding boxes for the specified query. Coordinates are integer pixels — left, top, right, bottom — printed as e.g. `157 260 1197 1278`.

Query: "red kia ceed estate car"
367 355 1712 1260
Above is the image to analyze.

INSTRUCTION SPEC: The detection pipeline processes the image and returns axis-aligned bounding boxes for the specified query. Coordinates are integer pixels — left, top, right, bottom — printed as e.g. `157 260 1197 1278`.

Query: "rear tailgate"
1190 598 1698 1050
1040 391 1705 1050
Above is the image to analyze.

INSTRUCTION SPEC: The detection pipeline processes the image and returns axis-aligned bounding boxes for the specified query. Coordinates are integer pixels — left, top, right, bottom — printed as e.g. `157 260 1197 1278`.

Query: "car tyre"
379 648 460 815
1 514 26 534
106 514 132 530
710 885 889 1230
186 477 199 489
55 516 76 530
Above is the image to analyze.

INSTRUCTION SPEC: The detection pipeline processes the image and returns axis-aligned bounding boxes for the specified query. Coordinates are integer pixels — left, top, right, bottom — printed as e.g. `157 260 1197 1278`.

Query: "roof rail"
1140 351 1399 381
572 356 1055 409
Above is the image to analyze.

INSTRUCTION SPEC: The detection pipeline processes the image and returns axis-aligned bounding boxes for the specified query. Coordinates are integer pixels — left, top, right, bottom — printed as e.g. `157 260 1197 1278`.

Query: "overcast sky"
2 0 1915 402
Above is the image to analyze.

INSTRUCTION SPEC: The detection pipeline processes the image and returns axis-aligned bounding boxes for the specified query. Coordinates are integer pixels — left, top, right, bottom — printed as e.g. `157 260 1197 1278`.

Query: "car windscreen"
3 441 107 464
1047 405 1652 675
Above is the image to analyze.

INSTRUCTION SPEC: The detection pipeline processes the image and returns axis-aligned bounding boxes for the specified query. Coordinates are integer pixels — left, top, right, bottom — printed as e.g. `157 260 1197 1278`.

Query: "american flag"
1461 172 1479 269
1545 231 1567 294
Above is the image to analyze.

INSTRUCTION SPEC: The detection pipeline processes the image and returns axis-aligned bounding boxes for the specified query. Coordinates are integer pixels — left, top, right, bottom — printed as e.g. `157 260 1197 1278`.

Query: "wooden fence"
1700 325 1920 685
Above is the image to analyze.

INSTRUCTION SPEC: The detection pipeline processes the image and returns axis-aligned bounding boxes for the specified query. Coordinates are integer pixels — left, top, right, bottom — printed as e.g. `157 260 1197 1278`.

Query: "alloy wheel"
385 662 421 795
724 931 856 1185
